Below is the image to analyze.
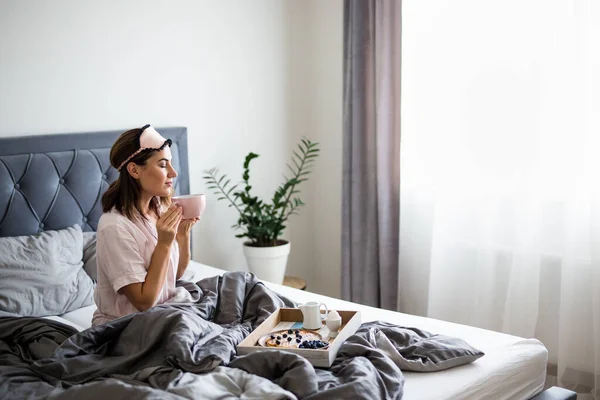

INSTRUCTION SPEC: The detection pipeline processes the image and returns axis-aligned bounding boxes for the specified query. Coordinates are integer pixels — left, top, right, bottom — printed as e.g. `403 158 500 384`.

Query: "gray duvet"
0 272 484 400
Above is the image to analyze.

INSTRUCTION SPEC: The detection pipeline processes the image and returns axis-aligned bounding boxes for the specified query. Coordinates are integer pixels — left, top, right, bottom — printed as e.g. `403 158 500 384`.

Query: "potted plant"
203 137 320 284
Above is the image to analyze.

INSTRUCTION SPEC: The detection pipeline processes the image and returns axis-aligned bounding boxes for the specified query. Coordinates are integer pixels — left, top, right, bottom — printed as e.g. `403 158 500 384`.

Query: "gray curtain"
342 0 401 310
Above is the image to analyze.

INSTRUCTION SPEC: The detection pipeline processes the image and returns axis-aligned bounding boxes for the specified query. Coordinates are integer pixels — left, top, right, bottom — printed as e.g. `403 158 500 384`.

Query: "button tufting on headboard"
0 127 189 238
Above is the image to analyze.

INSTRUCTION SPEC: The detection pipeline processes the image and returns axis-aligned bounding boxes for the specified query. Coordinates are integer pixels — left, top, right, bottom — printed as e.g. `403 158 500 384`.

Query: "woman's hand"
156 204 182 247
176 217 200 243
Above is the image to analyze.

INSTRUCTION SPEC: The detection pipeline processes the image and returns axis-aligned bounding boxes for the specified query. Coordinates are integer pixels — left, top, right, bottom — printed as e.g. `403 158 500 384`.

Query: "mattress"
48 261 548 400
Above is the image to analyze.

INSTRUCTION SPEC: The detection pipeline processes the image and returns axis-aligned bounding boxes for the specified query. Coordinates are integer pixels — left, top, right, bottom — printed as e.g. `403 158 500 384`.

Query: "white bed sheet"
49 261 548 400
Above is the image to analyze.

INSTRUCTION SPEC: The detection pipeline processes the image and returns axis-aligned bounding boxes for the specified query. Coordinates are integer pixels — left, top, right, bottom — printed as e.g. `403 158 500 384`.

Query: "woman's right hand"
156 204 182 247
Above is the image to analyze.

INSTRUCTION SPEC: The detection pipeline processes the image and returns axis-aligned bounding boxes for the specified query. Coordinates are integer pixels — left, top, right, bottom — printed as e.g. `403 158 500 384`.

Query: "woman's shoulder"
97 209 138 234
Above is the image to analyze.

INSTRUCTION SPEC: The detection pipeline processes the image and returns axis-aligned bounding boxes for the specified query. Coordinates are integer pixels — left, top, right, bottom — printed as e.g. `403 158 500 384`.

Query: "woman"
92 125 198 326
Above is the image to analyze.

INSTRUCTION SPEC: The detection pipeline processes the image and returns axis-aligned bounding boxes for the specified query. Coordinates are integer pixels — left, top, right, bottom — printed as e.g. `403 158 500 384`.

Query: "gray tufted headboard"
0 127 189 237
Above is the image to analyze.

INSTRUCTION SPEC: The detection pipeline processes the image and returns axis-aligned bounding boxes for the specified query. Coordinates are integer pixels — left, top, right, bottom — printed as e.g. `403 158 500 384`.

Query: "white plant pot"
243 241 291 285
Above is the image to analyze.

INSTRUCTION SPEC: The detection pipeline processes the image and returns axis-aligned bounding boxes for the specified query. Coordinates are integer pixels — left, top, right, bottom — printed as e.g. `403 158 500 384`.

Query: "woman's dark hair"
102 127 170 220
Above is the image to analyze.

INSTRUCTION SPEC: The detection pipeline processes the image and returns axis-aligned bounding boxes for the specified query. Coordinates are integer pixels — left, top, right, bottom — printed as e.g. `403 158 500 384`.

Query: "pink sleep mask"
117 125 172 171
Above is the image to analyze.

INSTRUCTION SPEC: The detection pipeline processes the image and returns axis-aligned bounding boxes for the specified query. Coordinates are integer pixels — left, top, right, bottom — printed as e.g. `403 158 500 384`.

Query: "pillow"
0 225 95 317
82 231 97 282
359 322 485 372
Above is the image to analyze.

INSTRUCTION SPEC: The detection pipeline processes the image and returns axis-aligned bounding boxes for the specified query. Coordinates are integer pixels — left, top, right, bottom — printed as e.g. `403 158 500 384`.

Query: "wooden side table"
283 275 307 290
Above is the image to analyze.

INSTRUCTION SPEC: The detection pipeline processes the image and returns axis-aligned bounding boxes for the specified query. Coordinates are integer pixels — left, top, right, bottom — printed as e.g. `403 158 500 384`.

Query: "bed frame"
0 127 189 237
0 127 576 399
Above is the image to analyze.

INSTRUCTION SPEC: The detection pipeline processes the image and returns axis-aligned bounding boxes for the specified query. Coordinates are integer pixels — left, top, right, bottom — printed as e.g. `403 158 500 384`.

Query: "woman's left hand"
176 217 200 242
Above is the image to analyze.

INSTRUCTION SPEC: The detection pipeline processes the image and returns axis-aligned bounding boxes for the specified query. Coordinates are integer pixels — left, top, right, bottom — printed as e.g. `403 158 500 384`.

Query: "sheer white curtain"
400 0 599 397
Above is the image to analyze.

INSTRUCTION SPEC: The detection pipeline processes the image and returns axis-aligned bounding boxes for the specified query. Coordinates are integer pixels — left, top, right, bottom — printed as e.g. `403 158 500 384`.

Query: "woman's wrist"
155 241 173 252
176 232 190 244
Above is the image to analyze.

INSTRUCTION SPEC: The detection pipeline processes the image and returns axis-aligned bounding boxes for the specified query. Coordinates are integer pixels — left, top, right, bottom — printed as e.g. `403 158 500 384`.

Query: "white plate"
258 329 329 349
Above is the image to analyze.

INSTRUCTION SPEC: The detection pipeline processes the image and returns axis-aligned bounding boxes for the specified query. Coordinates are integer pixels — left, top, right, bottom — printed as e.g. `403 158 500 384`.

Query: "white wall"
0 0 343 298
284 0 343 298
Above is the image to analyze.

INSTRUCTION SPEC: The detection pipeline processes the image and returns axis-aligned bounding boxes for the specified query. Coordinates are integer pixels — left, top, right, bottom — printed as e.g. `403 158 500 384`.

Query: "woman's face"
135 148 178 198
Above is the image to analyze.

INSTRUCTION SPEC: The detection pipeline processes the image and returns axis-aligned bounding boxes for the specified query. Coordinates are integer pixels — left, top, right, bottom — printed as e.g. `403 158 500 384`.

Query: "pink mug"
171 194 206 220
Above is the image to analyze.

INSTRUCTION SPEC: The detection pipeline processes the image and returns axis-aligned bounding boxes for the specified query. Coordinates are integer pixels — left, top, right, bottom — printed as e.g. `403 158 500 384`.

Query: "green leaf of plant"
205 137 319 245
287 164 296 176
293 150 303 162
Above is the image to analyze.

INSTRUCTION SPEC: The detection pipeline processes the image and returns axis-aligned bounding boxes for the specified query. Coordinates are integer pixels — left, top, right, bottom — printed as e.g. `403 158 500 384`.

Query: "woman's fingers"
176 219 196 236
170 213 182 229
161 206 182 228
179 220 192 229
167 209 182 228
158 205 178 223
163 204 179 217
155 205 181 246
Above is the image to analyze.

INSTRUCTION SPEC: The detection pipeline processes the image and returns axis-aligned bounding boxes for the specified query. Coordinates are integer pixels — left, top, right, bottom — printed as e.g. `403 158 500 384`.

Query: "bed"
0 128 575 400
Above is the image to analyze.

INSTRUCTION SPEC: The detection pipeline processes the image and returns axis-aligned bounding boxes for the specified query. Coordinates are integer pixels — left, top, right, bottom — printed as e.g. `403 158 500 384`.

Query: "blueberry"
276 340 281 345
277 336 281 340
270 335 275 339
287 337 292 341
296 339 301 343
287 329 293 334
283 334 287 338
294 330 300 334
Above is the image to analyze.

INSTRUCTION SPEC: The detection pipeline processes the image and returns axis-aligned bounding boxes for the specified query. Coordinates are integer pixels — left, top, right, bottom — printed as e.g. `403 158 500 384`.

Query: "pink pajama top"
92 208 191 326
